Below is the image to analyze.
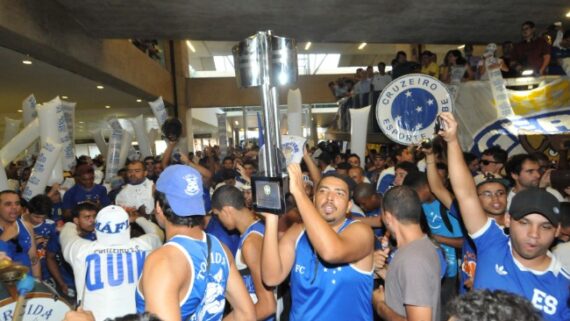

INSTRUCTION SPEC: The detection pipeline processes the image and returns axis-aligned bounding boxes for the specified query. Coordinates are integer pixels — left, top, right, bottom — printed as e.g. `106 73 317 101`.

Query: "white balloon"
287 89 303 136
21 141 63 201
0 118 40 167
2 118 22 147
349 106 371 168
22 94 37 126
0 166 8 191
149 96 168 127
92 128 108 157
37 97 67 184
129 115 153 158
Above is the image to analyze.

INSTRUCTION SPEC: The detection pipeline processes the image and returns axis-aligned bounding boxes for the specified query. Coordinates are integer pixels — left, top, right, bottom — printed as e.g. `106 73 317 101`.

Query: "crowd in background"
329 21 570 100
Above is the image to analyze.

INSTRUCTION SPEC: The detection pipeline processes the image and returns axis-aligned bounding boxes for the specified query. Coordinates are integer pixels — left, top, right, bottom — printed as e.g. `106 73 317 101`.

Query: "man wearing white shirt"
115 160 155 215
371 62 392 92
61 205 163 320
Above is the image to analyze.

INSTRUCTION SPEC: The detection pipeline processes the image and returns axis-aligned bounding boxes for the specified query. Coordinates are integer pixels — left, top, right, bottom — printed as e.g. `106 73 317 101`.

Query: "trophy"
233 31 298 214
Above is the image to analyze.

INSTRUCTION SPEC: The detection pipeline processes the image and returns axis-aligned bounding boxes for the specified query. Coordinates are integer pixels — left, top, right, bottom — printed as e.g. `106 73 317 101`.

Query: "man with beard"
262 165 374 321
506 154 563 208
441 112 570 321
115 160 155 215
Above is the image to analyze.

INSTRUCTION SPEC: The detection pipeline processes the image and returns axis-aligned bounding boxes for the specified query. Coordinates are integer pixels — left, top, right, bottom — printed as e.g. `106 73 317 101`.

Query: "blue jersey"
33 220 57 280
0 219 33 270
62 184 110 210
422 200 463 278
447 200 478 293
236 221 275 321
136 234 230 321
290 219 373 321
472 219 570 321
206 215 240 256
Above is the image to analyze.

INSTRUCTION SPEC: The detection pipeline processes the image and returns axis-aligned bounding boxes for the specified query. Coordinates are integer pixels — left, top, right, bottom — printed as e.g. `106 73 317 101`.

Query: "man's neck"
487 213 506 227
235 210 256 234
394 224 425 248
0 218 15 230
512 248 551 271
165 224 204 241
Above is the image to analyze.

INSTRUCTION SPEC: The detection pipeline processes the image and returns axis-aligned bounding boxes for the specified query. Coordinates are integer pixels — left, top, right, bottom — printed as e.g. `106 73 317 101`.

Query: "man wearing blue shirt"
441 112 570 321
62 164 110 220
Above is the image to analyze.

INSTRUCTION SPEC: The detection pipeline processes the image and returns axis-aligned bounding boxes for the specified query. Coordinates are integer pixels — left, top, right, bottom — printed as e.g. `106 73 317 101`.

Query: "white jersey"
61 218 162 321
115 178 155 214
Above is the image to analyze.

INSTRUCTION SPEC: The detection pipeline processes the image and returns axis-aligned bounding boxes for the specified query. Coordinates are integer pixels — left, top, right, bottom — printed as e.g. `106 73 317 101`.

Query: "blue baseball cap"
156 165 205 216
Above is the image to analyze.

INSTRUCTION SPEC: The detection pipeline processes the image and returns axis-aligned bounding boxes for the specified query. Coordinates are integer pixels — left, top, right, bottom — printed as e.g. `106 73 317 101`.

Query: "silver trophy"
233 31 297 214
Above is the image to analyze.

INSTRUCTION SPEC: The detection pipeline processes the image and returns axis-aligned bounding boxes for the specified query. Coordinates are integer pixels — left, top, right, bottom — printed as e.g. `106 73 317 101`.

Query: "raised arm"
424 149 453 209
302 146 321 188
288 164 374 264
260 213 300 286
438 112 487 234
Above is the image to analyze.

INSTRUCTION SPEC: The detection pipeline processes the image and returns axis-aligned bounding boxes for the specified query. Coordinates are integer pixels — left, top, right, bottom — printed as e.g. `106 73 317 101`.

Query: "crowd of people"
0 112 567 321
329 21 570 100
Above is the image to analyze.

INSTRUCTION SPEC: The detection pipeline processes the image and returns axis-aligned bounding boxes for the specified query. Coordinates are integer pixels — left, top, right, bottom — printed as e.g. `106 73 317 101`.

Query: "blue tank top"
236 221 275 321
136 233 230 321
0 219 33 270
290 219 373 321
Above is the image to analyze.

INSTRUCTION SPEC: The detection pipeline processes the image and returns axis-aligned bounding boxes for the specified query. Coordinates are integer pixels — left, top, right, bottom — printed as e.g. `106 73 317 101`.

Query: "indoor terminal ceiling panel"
54 0 567 44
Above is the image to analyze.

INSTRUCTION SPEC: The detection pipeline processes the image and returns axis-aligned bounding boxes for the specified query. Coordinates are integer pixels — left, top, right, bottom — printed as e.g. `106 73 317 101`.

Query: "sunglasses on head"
481 160 500 166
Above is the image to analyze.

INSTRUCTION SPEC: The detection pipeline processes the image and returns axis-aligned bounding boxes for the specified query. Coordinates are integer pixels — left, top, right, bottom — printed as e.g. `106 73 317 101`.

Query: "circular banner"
376 74 453 145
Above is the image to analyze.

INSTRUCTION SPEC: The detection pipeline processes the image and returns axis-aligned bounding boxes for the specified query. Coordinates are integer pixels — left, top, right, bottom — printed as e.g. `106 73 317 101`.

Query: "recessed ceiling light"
105 105 111 109
79 121 84 124
17 109 22 113
61 96 68 99
457 44 465 49
521 69 534 76
358 42 367 50
566 11 570 18
305 42 312 50
96 85 104 90
186 40 196 53
136 99 142 103
234 121 239 125
22 60 32 65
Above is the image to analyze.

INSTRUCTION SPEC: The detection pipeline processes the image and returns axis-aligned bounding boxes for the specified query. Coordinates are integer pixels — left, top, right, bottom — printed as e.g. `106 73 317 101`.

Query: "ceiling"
0 45 217 140
54 0 569 44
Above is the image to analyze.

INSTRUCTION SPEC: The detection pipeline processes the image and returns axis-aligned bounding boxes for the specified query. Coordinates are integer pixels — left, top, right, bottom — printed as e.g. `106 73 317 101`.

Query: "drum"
0 280 71 321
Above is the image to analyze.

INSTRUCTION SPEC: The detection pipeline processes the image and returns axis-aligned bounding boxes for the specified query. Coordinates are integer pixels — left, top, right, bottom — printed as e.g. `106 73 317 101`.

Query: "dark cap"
509 188 561 225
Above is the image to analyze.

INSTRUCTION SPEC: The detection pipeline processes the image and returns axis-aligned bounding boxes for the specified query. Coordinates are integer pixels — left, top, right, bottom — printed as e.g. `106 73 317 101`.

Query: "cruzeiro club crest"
376 74 453 145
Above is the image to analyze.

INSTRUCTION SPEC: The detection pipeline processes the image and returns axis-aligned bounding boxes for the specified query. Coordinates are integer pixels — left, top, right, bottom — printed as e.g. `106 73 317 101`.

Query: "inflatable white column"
287 89 303 136
147 128 159 156
130 115 153 158
484 43 515 118
22 94 39 156
61 101 77 168
149 97 168 128
105 120 124 183
21 141 63 200
37 98 65 185
2 118 21 147
349 106 371 168
92 129 108 157
0 166 8 191
0 118 40 167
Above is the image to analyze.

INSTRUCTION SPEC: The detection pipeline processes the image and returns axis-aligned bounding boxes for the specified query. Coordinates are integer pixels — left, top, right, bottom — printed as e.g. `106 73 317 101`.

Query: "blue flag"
257 112 264 147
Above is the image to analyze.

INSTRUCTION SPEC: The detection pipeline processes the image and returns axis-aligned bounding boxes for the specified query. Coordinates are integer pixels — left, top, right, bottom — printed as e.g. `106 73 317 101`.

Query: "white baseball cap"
95 205 130 245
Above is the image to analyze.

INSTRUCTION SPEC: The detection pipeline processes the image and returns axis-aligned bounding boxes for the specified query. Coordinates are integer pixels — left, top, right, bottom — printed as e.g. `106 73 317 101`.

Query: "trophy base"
252 176 286 214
